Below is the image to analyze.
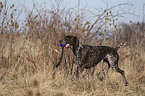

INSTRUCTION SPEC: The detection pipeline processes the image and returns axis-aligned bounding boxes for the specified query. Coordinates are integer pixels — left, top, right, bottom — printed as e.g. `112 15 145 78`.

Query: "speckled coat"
59 35 128 86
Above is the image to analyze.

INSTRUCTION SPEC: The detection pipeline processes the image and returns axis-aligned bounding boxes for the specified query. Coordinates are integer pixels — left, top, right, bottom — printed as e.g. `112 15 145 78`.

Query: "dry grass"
0 33 144 96
0 1 145 96
0 54 144 96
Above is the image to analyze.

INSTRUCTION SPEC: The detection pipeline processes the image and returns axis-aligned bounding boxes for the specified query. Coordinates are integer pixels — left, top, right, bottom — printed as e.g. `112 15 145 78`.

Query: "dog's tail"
115 42 127 50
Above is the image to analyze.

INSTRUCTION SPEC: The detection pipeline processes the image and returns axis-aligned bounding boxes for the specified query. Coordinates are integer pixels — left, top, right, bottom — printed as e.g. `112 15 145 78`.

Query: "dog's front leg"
76 55 80 78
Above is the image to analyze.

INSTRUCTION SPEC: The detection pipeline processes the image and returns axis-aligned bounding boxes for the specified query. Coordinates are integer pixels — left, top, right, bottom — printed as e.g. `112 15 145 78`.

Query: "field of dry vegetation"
0 1 145 96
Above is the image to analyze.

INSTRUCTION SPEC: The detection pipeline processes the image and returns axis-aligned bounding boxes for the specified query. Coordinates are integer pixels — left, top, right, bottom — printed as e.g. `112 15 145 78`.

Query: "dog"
59 35 128 86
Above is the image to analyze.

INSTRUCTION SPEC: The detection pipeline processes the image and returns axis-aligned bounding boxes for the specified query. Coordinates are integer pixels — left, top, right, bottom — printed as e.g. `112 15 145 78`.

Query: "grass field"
0 33 144 96
0 1 145 96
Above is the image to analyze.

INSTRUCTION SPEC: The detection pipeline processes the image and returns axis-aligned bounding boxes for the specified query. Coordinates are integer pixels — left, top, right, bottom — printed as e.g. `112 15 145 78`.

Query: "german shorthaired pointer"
59 35 128 86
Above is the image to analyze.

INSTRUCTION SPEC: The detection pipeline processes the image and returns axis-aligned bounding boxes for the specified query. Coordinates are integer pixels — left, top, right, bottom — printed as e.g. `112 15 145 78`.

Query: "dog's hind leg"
112 64 128 86
107 54 128 86
96 60 110 81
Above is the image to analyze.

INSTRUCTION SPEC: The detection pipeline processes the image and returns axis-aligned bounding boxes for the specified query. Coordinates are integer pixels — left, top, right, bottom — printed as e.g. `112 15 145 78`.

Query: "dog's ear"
73 36 79 47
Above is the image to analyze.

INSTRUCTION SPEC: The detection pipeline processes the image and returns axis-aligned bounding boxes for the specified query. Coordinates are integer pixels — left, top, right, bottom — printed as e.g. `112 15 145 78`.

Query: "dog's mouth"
65 44 70 48
60 44 70 48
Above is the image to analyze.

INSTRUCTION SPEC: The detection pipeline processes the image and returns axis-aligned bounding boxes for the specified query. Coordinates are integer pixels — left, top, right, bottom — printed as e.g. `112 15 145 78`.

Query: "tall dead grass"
0 1 145 96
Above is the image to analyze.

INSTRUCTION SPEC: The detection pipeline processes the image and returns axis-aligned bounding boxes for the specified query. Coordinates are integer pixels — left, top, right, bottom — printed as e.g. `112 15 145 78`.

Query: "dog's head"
59 35 79 48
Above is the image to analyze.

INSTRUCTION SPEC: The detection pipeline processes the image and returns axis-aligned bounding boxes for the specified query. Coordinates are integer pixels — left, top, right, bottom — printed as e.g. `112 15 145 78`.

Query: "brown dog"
59 35 128 86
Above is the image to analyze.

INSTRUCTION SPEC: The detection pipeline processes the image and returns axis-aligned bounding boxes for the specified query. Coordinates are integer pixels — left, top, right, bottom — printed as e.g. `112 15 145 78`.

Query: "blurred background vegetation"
0 0 144 96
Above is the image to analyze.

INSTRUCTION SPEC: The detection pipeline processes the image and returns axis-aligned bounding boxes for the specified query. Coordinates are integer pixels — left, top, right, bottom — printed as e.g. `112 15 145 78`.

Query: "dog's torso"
73 44 118 69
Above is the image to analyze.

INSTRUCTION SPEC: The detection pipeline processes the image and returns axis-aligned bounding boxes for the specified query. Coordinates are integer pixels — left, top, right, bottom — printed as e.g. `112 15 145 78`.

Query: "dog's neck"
70 43 83 56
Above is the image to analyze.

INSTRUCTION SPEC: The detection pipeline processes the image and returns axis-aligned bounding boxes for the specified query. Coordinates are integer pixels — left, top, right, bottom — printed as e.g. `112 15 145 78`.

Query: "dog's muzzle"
59 39 70 48
60 44 70 48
